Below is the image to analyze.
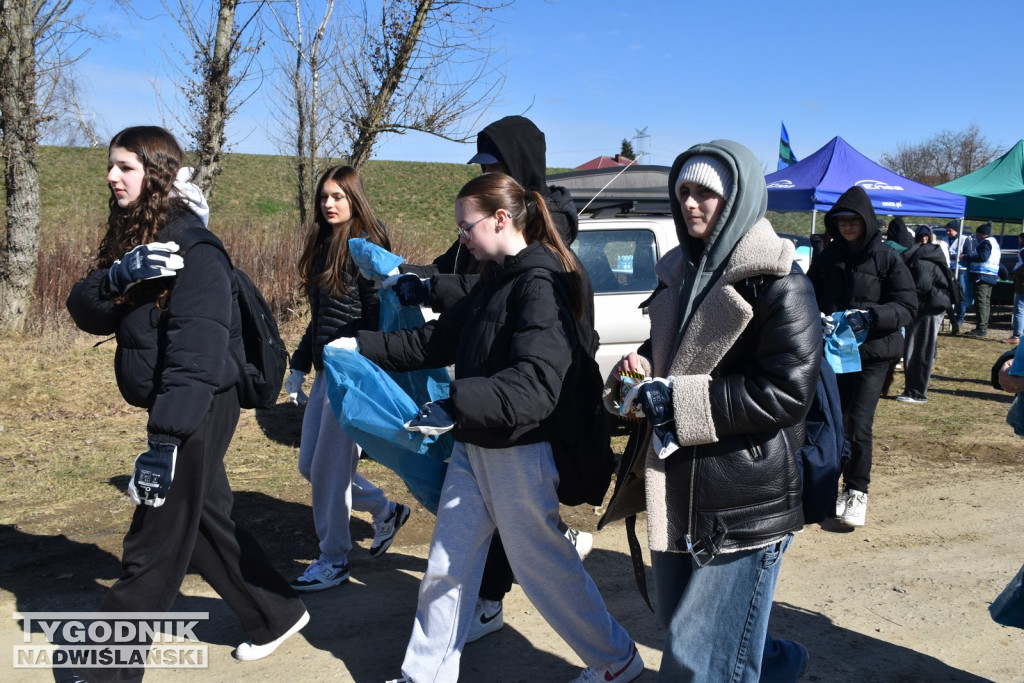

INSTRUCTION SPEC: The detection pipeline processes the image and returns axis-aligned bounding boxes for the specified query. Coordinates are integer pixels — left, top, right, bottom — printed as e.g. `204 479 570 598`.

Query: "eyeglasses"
457 212 494 238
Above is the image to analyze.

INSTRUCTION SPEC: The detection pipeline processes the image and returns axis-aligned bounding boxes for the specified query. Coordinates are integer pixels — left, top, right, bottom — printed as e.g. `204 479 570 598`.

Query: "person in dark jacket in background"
886 216 913 253
361 172 642 683
284 166 410 592
605 140 819 682
384 115 596 643
66 126 308 679
897 227 956 403
807 185 917 528
1003 231 1024 345
961 222 1001 337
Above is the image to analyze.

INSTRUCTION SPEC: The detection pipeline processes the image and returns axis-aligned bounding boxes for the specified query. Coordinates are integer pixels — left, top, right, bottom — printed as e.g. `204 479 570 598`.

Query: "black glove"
108 242 184 295
393 274 430 307
636 378 674 426
404 398 455 435
128 440 178 507
846 309 874 335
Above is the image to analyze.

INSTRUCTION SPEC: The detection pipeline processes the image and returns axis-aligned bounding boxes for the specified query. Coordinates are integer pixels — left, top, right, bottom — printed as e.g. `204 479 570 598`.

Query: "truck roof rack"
547 165 673 215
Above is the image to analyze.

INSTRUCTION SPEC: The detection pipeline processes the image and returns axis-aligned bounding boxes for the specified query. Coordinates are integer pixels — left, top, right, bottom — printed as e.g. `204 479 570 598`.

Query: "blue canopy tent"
764 136 966 233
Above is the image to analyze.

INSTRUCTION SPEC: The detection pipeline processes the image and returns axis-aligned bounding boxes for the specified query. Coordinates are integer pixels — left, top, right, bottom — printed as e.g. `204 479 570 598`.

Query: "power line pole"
633 126 650 164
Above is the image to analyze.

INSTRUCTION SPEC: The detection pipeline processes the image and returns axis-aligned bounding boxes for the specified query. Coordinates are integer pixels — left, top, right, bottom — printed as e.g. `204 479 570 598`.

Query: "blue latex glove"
383 273 431 307
127 440 178 507
404 398 455 435
845 309 873 335
108 241 184 295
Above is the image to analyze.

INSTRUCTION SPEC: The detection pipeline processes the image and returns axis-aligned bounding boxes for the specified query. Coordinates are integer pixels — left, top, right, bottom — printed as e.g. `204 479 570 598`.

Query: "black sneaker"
370 503 410 558
967 328 988 338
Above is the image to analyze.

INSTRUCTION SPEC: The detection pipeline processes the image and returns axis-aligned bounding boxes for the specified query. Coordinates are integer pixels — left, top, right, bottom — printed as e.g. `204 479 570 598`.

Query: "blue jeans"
652 535 798 683
954 268 971 321
1013 293 1024 337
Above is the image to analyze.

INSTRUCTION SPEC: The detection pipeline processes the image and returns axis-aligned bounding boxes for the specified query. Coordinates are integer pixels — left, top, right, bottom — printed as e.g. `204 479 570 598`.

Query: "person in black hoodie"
384 115 596 643
897 227 956 403
362 172 642 683
807 185 917 528
66 126 308 679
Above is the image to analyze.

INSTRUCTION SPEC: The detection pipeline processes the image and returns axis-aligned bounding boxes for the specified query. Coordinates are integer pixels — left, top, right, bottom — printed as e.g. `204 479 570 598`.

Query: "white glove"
821 313 836 338
284 369 308 405
327 336 359 351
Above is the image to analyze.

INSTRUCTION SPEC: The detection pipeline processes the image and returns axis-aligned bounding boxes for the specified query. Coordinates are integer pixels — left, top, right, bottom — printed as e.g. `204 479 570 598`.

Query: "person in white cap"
605 140 818 682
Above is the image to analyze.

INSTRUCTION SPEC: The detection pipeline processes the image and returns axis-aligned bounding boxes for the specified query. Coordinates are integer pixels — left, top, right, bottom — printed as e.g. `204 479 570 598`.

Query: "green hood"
666 139 768 354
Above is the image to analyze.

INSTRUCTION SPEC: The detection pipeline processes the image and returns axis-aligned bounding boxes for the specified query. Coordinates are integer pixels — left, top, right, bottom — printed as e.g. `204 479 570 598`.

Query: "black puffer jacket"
807 185 917 363
291 250 380 374
903 242 955 316
66 209 241 446
358 241 574 448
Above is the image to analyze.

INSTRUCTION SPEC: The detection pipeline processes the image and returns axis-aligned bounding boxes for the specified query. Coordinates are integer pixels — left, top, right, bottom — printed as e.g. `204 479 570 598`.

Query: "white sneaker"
840 490 868 528
232 610 309 661
565 527 594 561
895 394 928 403
835 489 850 518
570 643 644 682
466 598 503 643
290 557 349 591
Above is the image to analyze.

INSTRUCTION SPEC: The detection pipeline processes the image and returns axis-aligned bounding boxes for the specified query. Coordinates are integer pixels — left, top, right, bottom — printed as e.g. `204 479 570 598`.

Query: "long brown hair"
96 126 188 267
456 172 583 320
298 165 390 297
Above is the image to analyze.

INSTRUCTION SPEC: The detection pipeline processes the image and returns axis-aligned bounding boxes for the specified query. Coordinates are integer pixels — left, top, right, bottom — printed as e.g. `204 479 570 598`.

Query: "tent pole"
811 210 817 235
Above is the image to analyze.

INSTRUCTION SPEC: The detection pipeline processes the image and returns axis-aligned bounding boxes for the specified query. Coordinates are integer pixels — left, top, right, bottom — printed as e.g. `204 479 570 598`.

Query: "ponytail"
457 174 584 320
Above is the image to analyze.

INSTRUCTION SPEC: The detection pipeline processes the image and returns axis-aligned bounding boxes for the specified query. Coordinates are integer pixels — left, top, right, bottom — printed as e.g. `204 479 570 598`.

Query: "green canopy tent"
937 140 1024 222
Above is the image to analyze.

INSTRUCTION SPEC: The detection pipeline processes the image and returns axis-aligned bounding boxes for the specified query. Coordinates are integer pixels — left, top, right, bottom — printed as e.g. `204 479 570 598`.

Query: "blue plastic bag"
823 311 869 374
322 346 450 512
320 239 453 513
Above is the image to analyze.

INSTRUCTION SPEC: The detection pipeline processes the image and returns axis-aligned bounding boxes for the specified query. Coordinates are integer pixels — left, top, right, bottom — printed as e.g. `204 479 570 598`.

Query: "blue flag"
778 122 798 170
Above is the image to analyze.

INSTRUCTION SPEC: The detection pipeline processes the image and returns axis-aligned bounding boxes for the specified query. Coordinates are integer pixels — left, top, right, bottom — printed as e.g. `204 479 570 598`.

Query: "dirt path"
5 443 1024 682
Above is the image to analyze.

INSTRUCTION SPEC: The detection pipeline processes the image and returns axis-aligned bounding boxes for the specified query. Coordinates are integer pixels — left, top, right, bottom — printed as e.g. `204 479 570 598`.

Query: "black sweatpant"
92 390 306 681
835 359 889 494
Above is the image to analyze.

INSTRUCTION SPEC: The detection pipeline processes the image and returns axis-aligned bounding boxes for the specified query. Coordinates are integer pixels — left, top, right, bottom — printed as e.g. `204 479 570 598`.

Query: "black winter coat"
903 242 955 316
66 209 241 446
808 186 918 363
291 250 380 374
358 241 575 449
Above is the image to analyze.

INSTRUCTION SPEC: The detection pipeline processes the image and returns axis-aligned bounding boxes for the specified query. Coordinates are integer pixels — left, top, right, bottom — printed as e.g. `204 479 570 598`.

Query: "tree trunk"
193 0 238 200
0 0 42 334
348 0 433 170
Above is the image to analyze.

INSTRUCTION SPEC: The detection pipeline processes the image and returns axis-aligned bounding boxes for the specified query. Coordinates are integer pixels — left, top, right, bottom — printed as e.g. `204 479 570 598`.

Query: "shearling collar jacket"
603 220 821 558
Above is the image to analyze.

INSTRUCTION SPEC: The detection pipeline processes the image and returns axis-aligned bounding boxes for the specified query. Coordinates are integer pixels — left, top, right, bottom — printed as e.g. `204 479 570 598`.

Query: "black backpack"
178 230 289 409
530 269 616 506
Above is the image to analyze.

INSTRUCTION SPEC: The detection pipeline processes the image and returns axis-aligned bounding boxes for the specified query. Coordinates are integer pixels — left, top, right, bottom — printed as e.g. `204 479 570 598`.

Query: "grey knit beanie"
674 155 733 201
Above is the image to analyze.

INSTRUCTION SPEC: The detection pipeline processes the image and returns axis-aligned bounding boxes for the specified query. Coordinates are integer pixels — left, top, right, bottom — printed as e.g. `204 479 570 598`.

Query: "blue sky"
77 0 1024 171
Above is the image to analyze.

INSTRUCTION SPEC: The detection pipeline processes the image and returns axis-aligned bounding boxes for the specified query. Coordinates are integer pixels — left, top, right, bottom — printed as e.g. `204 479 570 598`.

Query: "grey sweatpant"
401 440 633 683
298 372 393 564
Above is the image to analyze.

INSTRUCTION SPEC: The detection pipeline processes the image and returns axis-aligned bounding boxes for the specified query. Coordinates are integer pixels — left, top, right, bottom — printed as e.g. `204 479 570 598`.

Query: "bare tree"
266 0 343 225
0 0 83 333
121 0 267 199
881 124 1002 185
336 0 510 170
